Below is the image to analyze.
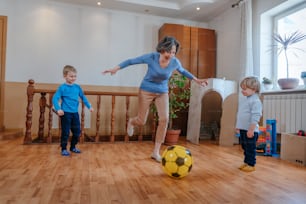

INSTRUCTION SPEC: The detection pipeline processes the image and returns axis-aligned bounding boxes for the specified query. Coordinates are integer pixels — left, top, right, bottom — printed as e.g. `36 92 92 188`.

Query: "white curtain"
237 0 254 120
239 0 253 79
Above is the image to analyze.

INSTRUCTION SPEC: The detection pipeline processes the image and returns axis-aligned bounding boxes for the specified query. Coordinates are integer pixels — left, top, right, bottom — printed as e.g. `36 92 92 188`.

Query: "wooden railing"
24 79 156 144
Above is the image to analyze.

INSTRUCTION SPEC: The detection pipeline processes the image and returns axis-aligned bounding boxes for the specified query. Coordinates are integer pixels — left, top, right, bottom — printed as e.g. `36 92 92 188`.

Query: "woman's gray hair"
156 36 180 54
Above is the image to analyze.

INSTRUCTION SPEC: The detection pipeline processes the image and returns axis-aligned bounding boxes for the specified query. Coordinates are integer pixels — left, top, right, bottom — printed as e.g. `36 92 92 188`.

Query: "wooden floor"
0 137 305 204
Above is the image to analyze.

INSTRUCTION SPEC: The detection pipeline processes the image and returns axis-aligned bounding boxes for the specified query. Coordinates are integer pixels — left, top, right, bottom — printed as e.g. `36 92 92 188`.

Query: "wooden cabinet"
159 23 216 136
159 23 216 79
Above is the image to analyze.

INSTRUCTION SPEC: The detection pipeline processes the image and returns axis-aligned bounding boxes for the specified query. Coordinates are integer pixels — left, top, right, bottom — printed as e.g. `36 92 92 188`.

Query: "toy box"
280 133 306 166
256 127 266 153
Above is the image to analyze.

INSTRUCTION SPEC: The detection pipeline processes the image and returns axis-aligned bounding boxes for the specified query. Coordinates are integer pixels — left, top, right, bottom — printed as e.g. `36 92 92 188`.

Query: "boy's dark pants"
60 112 80 151
240 130 258 166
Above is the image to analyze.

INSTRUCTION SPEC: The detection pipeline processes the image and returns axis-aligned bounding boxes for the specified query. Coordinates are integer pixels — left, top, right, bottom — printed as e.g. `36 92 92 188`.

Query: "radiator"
262 92 306 133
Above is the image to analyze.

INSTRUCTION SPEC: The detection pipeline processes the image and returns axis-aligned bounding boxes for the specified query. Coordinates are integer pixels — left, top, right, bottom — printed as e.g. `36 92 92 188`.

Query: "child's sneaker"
70 148 81 153
238 163 248 170
127 119 134 137
241 165 255 172
151 153 162 163
61 150 70 156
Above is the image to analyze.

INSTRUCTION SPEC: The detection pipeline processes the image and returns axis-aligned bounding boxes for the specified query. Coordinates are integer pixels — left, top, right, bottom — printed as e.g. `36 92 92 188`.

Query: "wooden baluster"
47 93 54 143
110 96 115 142
23 84 139 144
38 92 46 141
95 95 101 142
138 126 143 142
24 79 35 144
80 102 85 143
125 96 130 142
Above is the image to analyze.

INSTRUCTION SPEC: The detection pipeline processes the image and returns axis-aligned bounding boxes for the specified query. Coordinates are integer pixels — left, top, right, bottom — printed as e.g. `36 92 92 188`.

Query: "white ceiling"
51 0 238 22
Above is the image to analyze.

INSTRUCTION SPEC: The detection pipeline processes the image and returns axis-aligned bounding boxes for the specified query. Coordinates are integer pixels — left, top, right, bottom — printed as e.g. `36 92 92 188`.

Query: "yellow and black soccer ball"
161 145 193 179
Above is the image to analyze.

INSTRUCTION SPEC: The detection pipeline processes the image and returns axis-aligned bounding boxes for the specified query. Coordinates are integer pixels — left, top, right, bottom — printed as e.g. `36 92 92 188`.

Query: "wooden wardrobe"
159 23 216 79
159 23 216 135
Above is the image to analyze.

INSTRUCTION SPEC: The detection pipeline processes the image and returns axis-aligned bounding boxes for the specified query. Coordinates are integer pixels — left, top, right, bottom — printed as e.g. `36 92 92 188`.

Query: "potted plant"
272 30 306 89
301 71 306 88
262 77 273 90
151 73 191 145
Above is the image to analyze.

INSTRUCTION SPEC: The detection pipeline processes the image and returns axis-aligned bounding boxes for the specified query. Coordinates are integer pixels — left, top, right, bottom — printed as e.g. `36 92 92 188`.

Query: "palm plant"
273 30 306 78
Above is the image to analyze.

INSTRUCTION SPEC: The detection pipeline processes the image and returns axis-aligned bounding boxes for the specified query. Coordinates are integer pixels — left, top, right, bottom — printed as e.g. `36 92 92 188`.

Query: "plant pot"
165 129 181 145
301 72 306 88
277 78 299 90
263 83 273 90
302 78 306 88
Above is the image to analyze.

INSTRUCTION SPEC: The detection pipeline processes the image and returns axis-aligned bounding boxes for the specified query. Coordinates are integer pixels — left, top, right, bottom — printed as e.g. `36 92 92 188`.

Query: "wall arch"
187 78 237 144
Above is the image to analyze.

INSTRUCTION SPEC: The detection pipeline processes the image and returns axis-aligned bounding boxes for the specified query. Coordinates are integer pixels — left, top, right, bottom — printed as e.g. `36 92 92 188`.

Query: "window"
274 3 306 84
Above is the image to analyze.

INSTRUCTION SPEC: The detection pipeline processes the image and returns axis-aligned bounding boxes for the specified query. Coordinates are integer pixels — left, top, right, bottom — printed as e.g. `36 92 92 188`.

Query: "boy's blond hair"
240 76 261 93
63 65 77 76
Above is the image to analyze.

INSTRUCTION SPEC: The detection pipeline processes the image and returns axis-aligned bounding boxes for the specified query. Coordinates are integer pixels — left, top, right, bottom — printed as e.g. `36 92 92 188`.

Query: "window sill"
261 85 306 95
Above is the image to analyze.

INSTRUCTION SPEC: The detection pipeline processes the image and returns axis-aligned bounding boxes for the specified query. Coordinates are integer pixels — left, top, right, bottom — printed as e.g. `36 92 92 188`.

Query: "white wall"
1 0 301 88
208 8 241 82
0 0 207 86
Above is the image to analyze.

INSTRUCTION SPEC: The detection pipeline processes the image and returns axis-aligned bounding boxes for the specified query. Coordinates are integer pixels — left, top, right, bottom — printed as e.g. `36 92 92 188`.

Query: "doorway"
200 91 222 143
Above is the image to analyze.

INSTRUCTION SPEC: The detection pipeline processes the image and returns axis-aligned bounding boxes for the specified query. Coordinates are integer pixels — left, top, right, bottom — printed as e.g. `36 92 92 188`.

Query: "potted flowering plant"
262 77 273 90
301 71 306 88
262 77 272 84
151 73 190 145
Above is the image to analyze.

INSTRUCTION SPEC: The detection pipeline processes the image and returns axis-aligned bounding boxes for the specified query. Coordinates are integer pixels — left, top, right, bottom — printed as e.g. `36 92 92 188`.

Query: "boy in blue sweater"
53 65 94 156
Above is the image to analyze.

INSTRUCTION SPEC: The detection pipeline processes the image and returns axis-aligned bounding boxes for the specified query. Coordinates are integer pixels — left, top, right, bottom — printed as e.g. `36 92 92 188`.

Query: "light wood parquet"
0 137 305 204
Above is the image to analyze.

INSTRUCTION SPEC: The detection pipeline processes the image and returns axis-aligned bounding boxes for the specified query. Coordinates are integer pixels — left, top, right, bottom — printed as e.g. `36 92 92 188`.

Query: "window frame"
272 2 306 83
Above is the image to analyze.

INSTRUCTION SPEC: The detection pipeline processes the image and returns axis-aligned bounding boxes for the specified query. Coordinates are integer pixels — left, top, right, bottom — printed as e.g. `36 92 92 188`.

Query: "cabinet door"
190 27 199 76
190 27 216 78
159 24 191 71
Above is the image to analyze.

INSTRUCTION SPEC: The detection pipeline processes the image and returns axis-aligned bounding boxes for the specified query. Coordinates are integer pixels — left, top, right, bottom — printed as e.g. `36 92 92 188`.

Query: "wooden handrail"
24 79 153 144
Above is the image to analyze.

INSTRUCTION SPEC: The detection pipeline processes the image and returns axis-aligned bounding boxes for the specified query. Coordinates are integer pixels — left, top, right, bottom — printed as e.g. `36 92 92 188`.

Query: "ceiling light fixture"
97 2 101 6
196 7 200 11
